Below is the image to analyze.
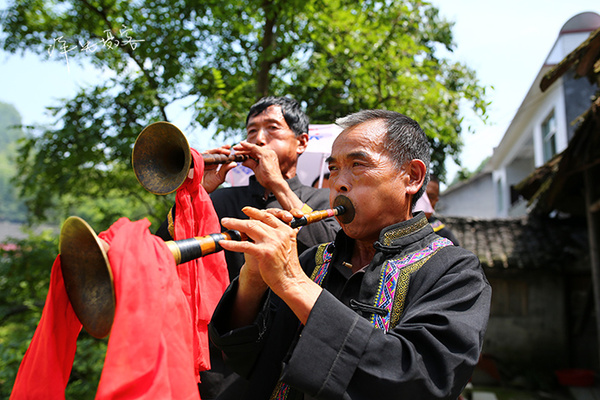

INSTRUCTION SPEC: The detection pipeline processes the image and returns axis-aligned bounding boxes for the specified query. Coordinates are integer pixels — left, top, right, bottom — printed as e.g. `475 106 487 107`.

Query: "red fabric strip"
10 257 82 399
96 218 199 399
11 218 203 399
173 149 229 378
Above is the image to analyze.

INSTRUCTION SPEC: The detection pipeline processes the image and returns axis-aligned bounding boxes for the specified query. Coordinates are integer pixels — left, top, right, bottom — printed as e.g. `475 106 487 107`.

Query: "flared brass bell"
58 216 243 338
132 121 192 195
59 216 115 339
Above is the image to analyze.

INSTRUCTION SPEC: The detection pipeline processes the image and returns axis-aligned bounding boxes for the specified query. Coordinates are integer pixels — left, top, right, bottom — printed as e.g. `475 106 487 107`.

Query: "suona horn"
58 199 354 339
132 121 250 195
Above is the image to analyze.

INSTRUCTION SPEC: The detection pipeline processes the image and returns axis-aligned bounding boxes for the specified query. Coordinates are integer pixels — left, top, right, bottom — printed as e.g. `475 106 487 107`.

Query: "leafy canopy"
1 0 488 227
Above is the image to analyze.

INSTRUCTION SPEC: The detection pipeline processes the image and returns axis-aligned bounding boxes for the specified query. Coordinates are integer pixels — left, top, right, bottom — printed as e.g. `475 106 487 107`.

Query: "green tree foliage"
0 230 107 398
1 0 488 226
0 102 27 222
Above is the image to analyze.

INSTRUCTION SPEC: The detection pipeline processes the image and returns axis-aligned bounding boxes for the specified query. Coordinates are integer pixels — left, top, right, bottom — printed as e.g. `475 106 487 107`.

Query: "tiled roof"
439 215 588 270
541 25 600 91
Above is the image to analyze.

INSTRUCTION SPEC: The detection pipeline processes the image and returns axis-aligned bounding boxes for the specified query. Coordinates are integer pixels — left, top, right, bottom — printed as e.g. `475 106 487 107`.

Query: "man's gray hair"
336 109 431 206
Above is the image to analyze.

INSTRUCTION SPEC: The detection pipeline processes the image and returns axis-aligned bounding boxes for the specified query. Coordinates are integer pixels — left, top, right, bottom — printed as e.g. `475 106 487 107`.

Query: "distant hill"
0 101 27 222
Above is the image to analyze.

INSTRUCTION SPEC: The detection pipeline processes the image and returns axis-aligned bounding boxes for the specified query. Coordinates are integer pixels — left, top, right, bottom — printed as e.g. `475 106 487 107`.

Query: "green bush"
0 230 107 398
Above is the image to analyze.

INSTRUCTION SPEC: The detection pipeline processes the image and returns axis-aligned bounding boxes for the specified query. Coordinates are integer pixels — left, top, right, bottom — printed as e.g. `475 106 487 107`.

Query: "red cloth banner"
11 218 201 399
11 148 229 397
95 218 199 398
173 148 229 377
10 256 82 398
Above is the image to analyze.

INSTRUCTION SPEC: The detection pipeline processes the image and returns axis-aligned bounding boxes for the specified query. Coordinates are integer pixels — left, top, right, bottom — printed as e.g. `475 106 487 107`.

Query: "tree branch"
76 0 169 121
0 302 45 325
256 0 278 97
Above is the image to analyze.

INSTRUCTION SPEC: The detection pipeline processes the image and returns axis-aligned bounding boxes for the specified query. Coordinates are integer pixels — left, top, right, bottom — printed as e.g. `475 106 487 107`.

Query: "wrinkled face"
246 105 306 177
327 120 412 242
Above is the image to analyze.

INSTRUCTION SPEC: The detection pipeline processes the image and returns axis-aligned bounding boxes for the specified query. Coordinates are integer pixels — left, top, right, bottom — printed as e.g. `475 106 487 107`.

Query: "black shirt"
155 175 340 399
210 212 491 399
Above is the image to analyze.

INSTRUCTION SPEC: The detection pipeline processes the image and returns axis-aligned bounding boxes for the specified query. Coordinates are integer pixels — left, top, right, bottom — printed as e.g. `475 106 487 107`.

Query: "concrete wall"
438 174 496 218
483 270 568 368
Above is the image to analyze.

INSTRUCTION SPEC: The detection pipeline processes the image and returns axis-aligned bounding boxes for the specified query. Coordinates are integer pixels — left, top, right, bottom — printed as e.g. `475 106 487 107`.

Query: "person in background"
209 109 491 399
311 172 330 188
425 174 460 246
157 95 339 278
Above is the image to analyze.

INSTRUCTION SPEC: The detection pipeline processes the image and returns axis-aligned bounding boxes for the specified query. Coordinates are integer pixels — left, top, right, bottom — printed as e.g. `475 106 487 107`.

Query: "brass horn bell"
59 216 115 339
58 216 243 338
132 121 191 195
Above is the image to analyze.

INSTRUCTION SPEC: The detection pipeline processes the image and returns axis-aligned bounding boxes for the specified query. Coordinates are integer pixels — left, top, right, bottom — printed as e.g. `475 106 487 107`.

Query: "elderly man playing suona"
208 110 491 400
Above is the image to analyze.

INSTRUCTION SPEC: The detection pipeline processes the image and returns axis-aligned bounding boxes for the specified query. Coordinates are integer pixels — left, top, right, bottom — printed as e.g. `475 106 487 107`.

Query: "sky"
430 0 600 182
1 1 599 184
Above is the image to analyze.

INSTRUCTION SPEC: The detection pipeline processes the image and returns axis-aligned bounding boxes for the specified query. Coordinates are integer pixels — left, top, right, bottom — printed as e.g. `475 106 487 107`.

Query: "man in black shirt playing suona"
209 109 491 399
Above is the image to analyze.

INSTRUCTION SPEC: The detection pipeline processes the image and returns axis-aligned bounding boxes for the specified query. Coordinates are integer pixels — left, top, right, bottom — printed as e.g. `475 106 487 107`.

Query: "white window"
542 111 557 163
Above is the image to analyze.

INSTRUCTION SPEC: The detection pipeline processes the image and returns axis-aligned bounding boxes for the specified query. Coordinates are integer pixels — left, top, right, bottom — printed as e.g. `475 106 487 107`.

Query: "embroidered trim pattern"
270 381 290 400
271 242 333 400
300 203 313 214
310 243 333 284
270 236 452 398
167 207 175 239
389 257 428 329
382 217 428 245
371 237 453 331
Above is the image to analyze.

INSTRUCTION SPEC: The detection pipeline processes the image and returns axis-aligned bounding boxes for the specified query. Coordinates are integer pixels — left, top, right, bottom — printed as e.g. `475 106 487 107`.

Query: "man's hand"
219 207 322 325
233 141 305 211
233 141 286 192
200 144 238 193
221 207 300 291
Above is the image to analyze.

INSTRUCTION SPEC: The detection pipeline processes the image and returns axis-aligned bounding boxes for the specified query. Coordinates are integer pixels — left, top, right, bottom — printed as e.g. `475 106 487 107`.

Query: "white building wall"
441 13 600 220
494 79 567 217
493 169 509 217
554 83 569 153
533 122 544 167
438 174 495 218
506 158 535 217
531 82 568 167
546 32 595 64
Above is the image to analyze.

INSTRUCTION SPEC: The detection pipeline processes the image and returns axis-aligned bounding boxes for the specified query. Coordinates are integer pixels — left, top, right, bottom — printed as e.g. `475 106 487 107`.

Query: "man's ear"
405 159 427 195
296 132 309 155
